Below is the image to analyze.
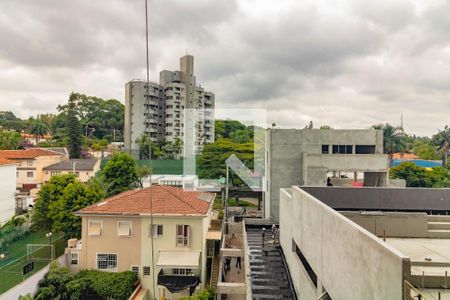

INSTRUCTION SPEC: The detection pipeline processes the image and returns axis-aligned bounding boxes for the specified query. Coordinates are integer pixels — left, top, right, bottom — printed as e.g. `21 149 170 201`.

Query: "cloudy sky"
0 0 449 136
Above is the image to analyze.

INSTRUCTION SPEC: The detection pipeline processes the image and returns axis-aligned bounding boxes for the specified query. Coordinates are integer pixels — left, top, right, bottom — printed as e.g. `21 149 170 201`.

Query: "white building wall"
280 186 409 300
0 164 17 225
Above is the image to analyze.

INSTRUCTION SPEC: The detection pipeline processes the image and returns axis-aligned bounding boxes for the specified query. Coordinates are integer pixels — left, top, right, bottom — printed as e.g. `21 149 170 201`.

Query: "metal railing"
403 280 428 300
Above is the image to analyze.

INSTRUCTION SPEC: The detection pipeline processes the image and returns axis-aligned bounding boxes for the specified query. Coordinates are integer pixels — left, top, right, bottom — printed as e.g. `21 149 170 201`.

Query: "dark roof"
43 159 99 171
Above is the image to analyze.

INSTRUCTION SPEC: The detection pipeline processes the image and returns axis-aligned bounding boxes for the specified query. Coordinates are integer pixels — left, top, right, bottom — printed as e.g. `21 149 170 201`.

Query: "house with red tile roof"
0 157 17 225
0 148 68 193
66 185 219 299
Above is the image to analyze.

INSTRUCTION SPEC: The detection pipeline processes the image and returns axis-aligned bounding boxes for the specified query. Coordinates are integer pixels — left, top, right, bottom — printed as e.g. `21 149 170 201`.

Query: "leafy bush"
181 288 215 300
390 162 450 187
34 263 137 300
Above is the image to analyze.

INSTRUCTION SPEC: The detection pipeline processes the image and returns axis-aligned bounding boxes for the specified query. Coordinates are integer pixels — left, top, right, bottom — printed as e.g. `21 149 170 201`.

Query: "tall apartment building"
124 55 215 156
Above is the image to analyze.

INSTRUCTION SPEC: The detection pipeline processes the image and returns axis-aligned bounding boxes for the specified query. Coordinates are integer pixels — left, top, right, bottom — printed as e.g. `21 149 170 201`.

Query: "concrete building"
67 185 219 299
0 158 17 225
0 148 68 195
265 129 389 221
124 55 215 156
42 158 100 183
280 186 450 300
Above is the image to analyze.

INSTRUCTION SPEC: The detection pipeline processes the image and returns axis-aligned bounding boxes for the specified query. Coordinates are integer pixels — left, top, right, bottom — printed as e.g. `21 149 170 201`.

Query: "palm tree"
371 123 407 165
433 125 450 166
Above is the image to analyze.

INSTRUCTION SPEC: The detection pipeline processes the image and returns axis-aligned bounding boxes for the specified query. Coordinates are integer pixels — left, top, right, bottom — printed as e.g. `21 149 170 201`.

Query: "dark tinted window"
322 145 329 154
355 145 376 154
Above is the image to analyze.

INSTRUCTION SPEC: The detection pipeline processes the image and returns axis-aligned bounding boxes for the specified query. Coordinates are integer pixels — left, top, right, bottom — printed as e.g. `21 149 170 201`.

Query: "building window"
131 265 140 276
332 145 353 154
50 171 60 176
27 172 33 178
16 172 19 177
118 221 132 237
27 160 33 167
355 145 376 154
322 145 329 154
88 220 103 236
292 239 317 287
143 266 151 276
150 225 163 238
176 225 190 247
70 253 79 265
173 268 192 276
96 254 117 270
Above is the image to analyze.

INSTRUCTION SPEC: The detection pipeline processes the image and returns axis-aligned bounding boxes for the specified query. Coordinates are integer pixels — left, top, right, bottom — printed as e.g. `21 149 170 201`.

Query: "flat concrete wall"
266 129 388 221
341 211 429 238
301 186 450 211
280 186 410 300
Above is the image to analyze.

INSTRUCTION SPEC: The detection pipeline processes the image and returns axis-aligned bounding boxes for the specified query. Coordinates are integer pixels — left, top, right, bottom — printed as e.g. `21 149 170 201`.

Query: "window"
173 268 192 275
150 225 163 238
50 171 60 176
75 172 80 177
355 145 376 154
118 221 132 237
27 160 33 167
96 253 117 270
131 265 140 276
88 220 103 236
143 266 151 276
176 225 190 247
70 253 79 265
292 239 317 287
322 145 329 154
332 145 353 154
16 172 18 177
27 172 33 178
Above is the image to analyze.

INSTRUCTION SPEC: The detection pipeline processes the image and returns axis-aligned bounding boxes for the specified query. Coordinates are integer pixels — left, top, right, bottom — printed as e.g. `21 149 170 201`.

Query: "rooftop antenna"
144 0 156 297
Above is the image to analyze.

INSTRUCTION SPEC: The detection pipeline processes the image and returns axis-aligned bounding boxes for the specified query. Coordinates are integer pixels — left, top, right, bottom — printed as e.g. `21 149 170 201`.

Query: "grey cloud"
0 0 449 137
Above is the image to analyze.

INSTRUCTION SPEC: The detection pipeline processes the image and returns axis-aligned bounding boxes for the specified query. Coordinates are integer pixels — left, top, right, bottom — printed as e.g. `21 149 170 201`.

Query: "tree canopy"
390 162 450 188
101 152 139 196
32 174 104 238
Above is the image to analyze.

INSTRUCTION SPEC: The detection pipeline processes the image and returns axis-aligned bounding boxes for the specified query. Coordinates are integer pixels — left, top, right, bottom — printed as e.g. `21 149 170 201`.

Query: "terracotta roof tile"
78 185 215 216
0 148 62 159
0 157 15 165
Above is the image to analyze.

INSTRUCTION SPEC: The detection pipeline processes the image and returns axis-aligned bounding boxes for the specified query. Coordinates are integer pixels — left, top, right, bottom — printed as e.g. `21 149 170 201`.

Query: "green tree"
412 140 440 160
91 139 109 159
372 123 407 163
433 125 450 166
135 133 163 159
173 137 183 159
33 174 77 231
0 130 22 149
197 138 254 185
28 119 49 144
136 165 151 188
102 152 139 196
215 120 247 139
51 181 104 238
230 129 251 143
66 94 83 158
390 162 450 187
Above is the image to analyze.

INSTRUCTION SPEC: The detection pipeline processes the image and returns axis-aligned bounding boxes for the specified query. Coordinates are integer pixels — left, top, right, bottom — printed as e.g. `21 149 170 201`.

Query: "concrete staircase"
428 215 450 238
209 255 220 289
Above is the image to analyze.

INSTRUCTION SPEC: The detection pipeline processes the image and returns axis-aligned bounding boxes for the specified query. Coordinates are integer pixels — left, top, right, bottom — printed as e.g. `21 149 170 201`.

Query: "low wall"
341 211 429 238
280 186 410 300
1 254 67 299
301 186 450 211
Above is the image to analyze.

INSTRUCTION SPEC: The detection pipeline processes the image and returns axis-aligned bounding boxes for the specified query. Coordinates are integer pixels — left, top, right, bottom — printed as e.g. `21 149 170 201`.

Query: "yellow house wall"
140 215 208 299
79 216 142 272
